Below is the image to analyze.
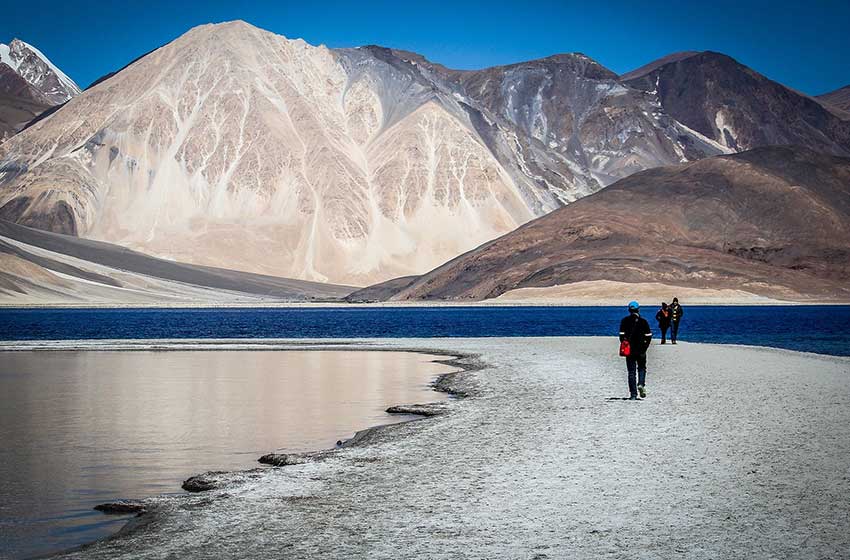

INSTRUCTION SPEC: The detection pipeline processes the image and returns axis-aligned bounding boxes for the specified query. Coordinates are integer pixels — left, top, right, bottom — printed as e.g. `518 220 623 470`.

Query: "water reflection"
0 350 452 559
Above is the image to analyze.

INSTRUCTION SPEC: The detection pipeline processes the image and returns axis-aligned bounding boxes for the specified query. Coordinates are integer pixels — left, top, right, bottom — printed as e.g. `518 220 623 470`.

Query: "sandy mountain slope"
386 146 850 302
624 52 850 155
0 22 730 286
0 219 354 304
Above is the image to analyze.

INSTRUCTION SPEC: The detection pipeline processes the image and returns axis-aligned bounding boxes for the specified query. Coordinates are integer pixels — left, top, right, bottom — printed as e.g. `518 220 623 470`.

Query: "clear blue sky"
1 0 848 94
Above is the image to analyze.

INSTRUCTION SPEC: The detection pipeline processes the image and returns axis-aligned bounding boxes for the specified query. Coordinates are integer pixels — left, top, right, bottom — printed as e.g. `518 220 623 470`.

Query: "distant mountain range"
0 22 848 303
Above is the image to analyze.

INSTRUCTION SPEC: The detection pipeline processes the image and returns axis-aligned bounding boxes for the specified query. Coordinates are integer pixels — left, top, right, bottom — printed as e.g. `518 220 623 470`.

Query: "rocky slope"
0 39 80 143
624 52 850 155
0 22 729 286
368 48 726 186
385 146 850 302
0 66 51 142
0 39 80 104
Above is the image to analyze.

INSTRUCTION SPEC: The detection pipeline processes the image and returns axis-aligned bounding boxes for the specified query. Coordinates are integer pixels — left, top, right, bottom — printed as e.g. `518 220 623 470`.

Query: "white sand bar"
54 338 850 559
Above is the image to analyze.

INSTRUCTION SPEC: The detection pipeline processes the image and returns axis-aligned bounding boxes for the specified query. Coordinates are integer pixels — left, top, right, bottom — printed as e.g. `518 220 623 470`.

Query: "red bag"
619 340 631 357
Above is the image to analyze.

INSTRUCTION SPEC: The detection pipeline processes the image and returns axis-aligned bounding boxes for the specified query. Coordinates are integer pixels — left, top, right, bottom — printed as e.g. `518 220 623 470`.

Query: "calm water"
0 305 848 356
0 350 452 560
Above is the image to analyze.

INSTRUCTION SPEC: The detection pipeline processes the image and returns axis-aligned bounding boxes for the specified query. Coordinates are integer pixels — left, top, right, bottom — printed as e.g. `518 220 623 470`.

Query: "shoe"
638 385 646 398
672 341 677 345
629 395 637 400
660 341 666 344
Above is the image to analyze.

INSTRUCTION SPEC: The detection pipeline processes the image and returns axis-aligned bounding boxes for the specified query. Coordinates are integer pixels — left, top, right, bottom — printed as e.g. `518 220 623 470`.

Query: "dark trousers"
671 320 680 342
626 354 647 397
659 324 669 343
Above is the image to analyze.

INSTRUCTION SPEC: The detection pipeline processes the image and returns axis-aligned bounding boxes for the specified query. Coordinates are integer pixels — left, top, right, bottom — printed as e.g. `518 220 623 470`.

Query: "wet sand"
25 337 850 559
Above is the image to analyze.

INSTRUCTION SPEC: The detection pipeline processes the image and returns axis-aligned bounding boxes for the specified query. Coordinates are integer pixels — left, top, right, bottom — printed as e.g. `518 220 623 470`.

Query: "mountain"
623 52 850 155
366 48 726 186
817 85 850 113
0 219 353 304
383 146 850 303
0 22 728 286
0 39 80 143
0 39 80 104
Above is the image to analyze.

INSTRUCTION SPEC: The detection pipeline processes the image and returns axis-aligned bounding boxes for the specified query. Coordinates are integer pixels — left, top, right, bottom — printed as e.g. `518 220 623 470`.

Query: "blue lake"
1 305 848 356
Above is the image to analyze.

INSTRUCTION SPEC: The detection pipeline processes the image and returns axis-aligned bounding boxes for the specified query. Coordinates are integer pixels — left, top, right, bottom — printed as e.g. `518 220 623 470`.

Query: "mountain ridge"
0 21 846 293
0 21 725 285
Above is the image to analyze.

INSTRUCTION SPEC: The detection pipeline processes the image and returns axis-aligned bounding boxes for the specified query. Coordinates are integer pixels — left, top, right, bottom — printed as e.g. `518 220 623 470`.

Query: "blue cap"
628 300 640 310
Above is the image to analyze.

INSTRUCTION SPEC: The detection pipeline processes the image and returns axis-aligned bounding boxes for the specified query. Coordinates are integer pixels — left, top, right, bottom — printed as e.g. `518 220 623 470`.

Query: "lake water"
1 305 848 356
0 350 453 560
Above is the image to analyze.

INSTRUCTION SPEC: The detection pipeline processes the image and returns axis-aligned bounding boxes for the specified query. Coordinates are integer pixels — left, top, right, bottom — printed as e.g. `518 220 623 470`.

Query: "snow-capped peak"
0 39 81 104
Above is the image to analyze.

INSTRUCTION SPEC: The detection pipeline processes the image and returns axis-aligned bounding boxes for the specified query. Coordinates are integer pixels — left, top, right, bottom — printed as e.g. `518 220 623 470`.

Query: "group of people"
618 298 684 400
654 298 684 345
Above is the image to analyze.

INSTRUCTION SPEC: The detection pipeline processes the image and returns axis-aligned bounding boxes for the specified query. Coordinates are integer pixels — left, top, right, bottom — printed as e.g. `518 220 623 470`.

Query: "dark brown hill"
388 146 850 302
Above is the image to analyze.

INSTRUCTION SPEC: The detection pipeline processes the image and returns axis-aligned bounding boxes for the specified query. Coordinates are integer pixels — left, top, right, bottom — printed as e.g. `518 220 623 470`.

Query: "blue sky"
1 0 848 94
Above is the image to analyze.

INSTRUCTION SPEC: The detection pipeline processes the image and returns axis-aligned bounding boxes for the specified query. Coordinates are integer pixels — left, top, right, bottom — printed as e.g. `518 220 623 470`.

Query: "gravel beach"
51 337 850 559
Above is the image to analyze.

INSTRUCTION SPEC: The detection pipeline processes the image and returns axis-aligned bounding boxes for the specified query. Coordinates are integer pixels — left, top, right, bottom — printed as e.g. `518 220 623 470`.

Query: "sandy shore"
43 337 850 559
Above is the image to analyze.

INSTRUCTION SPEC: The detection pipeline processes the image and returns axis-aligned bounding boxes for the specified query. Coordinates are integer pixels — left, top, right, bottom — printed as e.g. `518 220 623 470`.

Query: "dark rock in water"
386 403 449 417
257 453 308 467
182 471 228 492
94 500 146 514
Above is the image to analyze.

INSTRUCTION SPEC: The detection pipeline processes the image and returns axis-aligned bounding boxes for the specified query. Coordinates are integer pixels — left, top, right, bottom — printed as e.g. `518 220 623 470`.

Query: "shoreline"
17 343 484 560
16 338 850 558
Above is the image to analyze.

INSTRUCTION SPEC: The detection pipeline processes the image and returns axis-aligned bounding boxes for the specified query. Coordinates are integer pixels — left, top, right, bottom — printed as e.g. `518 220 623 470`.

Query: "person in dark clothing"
669 297 684 344
655 302 671 344
619 301 653 399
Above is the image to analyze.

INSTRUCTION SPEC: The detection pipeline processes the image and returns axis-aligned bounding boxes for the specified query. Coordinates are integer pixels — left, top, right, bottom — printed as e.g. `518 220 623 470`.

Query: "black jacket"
655 308 671 327
620 313 652 356
670 303 684 323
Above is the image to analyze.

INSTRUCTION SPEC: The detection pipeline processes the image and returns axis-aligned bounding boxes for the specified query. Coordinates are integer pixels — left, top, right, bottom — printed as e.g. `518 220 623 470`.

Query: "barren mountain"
624 52 850 155
0 39 80 143
0 39 80 104
386 146 850 302
368 48 726 186
0 22 729 286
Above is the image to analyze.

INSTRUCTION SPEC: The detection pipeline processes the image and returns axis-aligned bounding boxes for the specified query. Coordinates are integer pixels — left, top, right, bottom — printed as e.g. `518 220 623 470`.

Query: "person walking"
619 301 652 400
655 302 671 344
669 297 684 344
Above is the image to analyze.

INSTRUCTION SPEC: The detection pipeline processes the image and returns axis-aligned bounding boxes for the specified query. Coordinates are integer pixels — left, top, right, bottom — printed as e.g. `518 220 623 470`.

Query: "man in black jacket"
669 297 684 344
619 301 653 399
